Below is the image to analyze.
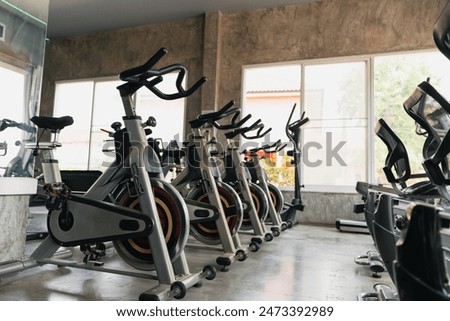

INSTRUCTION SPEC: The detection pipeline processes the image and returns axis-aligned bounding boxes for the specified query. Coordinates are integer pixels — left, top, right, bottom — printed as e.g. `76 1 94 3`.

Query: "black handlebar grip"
118 76 163 97
242 125 270 140
233 113 252 128
197 101 236 121
184 77 207 96
243 124 272 139
119 47 167 81
118 48 207 101
224 117 257 139
142 63 206 100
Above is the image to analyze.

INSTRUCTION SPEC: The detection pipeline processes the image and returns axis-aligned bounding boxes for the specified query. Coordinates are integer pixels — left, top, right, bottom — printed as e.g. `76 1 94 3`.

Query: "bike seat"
30 116 74 131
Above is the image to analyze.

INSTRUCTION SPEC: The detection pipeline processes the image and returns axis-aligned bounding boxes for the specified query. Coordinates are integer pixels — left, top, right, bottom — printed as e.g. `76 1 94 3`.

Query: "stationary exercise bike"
170 101 258 270
210 112 274 243
244 138 288 235
0 48 216 300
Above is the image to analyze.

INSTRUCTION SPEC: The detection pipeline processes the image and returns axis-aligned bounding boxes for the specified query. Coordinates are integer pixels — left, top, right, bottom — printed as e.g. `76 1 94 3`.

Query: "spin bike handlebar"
224 117 272 140
241 120 272 140
118 47 206 100
247 139 287 154
0 119 35 134
190 101 251 129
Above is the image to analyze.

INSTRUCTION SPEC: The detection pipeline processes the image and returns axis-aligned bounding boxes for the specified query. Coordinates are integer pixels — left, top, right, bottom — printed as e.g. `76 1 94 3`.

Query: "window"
53 74 186 170
242 65 301 187
243 60 367 191
242 50 450 192
53 80 95 170
303 62 367 189
0 62 26 171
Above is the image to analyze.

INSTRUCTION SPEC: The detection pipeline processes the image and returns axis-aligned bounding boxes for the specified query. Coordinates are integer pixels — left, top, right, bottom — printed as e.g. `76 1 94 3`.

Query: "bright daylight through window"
53 73 185 170
242 50 450 192
0 63 26 172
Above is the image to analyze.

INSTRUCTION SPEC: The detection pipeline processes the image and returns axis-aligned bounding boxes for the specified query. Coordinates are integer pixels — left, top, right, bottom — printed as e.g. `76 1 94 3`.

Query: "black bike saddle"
30 115 74 131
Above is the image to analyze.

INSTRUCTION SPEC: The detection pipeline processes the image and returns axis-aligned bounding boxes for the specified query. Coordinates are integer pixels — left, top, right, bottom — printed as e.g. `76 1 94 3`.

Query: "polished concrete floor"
0 224 394 301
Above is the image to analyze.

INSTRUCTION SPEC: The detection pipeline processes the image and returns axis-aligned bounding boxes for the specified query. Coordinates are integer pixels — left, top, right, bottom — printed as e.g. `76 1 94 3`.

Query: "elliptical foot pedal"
336 218 369 234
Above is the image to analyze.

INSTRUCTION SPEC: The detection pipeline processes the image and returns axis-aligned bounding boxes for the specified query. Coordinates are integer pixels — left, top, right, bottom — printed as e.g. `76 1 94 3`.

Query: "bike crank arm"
184 198 219 223
47 195 153 247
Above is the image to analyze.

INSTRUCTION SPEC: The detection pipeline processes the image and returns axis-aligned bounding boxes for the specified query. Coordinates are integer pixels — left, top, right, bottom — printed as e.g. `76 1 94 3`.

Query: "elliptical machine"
279 103 309 228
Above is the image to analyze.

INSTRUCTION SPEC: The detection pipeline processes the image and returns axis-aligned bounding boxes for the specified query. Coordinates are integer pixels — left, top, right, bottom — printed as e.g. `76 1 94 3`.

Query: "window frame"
242 49 441 193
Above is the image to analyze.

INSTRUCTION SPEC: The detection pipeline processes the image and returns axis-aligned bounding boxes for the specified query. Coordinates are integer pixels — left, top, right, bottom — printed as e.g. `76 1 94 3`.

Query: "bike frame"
0 48 214 300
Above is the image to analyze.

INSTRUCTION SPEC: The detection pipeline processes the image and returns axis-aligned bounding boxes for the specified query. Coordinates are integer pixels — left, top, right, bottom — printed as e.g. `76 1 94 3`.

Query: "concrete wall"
41 17 205 124
39 0 448 225
282 190 361 225
215 0 447 106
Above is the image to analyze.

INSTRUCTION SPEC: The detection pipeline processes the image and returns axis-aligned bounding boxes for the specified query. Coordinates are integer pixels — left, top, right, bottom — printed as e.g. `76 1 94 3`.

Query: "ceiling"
47 0 318 39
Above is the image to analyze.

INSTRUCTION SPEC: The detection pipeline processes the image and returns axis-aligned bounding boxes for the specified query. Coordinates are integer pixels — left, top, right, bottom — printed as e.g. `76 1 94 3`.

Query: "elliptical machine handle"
289 115 310 131
286 103 309 134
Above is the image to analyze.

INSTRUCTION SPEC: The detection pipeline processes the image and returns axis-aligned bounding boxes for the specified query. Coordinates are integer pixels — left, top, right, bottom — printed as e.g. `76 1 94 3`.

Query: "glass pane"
374 51 450 185
0 64 26 174
303 126 367 186
0 1 48 177
304 61 367 188
242 65 301 187
89 80 123 170
53 81 93 170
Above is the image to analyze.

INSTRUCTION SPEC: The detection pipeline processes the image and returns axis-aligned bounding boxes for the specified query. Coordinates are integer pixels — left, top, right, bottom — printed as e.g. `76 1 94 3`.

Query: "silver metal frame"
0 85 213 301
172 127 249 268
